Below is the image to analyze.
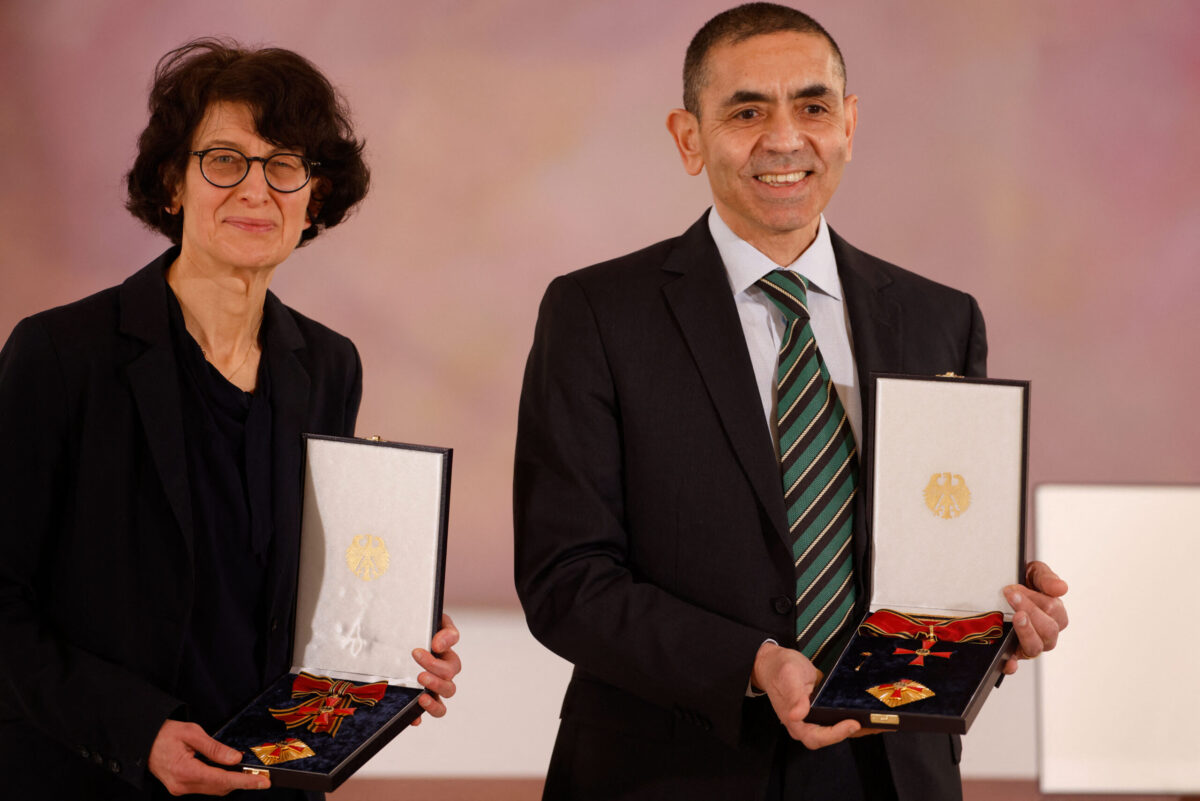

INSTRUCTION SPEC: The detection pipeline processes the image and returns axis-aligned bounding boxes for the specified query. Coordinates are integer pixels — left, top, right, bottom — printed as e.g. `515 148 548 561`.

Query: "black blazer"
0 250 361 798
514 213 986 801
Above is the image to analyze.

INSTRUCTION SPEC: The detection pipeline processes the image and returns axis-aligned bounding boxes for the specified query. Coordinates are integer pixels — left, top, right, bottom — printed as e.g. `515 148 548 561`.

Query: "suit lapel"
260 291 310 655
263 290 310 536
831 229 903 390
661 214 789 542
831 228 903 600
118 252 195 557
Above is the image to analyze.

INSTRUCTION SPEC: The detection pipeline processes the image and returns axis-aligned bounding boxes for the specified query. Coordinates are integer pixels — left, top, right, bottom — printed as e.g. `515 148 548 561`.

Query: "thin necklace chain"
197 318 260 381
200 341 256 378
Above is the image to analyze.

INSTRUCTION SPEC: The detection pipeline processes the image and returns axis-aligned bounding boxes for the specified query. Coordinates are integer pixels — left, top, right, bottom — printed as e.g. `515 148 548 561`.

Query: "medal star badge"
923 472 971 519
867 679 935 708
250 737 315 766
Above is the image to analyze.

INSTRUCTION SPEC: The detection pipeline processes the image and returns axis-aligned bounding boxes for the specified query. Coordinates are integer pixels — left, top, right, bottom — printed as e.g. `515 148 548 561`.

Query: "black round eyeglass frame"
188 147 320 193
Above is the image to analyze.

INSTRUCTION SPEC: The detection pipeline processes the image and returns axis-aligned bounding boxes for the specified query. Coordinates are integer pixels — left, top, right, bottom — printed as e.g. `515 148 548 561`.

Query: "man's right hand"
148 720 269 796
751 641 861 749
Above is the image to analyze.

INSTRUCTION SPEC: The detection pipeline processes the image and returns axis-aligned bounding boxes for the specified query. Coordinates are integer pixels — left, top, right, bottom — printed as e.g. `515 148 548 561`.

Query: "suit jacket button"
270 618 280 632
79 747 90 760
108 759 121 774
772 596 792 615
90 751 103 766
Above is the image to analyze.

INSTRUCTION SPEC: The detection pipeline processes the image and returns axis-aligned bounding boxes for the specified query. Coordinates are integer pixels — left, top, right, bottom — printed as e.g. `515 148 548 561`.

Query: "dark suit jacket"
514 213 986 801
0 250 361 798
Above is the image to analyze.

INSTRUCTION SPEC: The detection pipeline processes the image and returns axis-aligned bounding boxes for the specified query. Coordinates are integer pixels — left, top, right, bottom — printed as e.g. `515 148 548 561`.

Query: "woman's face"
172 101 313 274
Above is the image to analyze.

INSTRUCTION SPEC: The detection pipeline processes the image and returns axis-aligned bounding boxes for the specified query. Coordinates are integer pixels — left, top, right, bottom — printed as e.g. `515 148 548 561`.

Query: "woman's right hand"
148 720 270 796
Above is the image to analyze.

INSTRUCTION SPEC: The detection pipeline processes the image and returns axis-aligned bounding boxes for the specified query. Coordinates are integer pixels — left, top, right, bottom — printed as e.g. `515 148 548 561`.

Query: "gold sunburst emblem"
923 472 971 519
867 679 935 708
250 737 315 765
345 534 390 581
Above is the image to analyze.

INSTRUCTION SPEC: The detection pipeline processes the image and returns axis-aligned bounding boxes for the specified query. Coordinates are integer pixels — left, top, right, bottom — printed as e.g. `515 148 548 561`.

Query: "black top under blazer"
0 250 361 798
514 213 987 801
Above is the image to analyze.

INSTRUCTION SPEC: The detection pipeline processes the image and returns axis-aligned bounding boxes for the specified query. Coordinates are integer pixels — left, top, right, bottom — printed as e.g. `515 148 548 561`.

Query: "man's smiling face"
669 30 857 263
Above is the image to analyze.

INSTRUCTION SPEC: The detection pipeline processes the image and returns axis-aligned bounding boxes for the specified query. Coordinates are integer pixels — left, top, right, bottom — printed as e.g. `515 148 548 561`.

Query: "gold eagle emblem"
923 473 971 519
345 534 390 581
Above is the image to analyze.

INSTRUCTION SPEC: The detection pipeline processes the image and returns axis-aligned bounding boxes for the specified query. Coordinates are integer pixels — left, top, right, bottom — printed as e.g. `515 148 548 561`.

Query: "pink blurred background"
2 0 1197 607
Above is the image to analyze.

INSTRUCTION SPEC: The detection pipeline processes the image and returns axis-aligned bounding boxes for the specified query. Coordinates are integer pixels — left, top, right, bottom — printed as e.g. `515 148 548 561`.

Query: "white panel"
294 437 448 686
872 378 1025 616
1037 484 1200 793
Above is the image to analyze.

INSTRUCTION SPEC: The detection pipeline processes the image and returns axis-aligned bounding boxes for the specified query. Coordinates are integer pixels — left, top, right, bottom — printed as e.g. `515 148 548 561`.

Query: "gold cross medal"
866 679 935 708
250 737 316 766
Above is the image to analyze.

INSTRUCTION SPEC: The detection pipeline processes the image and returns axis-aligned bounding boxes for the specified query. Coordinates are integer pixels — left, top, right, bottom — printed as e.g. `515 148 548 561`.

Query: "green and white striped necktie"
756 270 859 672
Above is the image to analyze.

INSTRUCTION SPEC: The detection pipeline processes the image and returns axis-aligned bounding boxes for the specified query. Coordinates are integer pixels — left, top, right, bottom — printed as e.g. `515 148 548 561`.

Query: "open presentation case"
214 434 451 791
806 374 1028 734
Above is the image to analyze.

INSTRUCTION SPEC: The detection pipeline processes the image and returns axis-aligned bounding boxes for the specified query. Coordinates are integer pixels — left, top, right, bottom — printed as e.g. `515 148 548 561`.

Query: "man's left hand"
1002 560 1069 675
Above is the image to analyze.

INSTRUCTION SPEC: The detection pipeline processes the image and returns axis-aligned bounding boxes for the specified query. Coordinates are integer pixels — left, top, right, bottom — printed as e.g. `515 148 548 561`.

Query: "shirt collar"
708 208 842 300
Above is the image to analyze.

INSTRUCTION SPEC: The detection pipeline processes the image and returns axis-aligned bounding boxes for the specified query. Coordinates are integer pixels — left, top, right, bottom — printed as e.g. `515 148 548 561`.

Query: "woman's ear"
305 177 329 228
161 164 184 215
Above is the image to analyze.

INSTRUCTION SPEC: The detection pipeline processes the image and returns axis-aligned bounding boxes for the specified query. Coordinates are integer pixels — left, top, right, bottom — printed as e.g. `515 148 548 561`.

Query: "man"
514 4 1068 800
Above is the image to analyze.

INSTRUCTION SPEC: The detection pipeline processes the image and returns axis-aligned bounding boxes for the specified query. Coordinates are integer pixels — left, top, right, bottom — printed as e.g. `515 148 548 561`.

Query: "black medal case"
214 435 451 791
805 374 1029 734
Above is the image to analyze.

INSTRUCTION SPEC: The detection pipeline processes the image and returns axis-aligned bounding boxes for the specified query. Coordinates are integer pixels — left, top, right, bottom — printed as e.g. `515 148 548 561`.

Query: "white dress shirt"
708 209 863 456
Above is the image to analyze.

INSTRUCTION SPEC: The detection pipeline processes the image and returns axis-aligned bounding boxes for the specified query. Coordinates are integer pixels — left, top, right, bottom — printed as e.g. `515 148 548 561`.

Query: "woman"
0 40 461 799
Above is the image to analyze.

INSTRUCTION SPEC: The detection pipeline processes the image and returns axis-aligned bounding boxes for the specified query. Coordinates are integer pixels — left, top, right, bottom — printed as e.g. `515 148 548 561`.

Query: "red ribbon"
859 609 1004 644
269 672 388 737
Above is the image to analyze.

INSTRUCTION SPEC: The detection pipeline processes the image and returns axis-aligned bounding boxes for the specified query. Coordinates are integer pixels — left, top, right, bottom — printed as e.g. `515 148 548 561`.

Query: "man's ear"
666 108 705 176
843 93 859 162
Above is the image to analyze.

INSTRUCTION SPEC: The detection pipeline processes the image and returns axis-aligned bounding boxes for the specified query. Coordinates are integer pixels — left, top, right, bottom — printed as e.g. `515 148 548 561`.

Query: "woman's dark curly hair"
125 38 369 246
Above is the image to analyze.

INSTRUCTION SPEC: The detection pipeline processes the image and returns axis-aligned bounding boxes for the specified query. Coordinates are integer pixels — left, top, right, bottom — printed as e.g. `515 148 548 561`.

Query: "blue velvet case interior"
214 672 423 776
813 622 1012 717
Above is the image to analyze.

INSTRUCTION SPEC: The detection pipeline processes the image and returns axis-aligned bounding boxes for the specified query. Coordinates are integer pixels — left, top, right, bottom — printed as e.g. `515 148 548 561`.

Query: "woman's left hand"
410 612 461 724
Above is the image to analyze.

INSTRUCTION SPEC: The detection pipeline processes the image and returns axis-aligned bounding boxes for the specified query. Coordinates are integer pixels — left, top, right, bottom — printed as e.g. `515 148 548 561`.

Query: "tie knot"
756 270 810 322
